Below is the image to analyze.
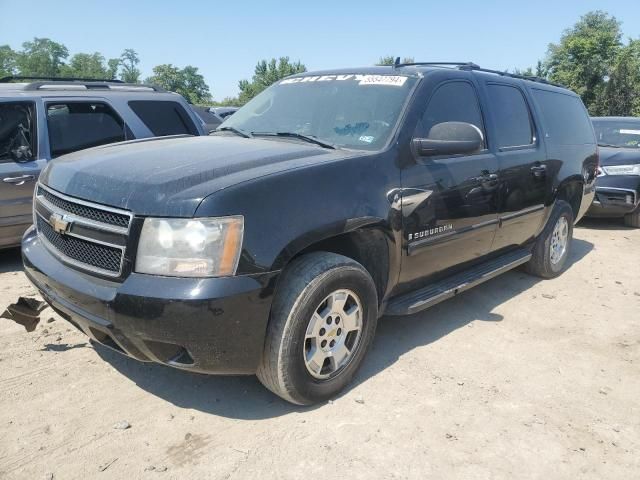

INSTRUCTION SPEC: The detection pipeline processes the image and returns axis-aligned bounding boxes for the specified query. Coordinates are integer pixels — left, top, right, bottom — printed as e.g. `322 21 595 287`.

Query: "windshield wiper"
214 126 253 138
598 142 621 148
252 132 336 149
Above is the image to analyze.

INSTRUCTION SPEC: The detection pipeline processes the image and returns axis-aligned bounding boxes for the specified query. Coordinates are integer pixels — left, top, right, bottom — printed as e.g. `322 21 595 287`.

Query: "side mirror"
412 121 483 157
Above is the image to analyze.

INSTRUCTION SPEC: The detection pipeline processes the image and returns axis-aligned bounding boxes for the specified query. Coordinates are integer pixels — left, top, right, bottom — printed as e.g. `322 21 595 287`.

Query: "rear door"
398 78 500 286
0 100 43 248
480 81 547 250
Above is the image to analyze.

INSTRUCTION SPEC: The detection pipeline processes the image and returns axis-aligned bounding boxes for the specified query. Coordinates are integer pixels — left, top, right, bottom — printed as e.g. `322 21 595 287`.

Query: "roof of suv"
0 78 183 99
287 62 570 92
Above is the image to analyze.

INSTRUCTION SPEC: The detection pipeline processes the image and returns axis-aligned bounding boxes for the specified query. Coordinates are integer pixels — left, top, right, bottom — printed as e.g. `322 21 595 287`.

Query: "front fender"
194 150 402 276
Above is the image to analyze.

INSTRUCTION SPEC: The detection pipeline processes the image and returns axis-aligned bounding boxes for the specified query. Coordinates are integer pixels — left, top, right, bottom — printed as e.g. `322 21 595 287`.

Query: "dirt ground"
0 218 638 480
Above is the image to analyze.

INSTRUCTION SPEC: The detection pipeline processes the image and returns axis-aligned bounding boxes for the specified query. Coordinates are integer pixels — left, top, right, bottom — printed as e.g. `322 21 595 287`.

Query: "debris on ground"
1 296 47 332
113 420 131 430
98 458 118 472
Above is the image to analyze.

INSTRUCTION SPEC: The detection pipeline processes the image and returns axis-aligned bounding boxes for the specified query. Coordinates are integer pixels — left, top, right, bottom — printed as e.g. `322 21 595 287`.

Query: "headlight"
135 216 244 277
601 164 640 176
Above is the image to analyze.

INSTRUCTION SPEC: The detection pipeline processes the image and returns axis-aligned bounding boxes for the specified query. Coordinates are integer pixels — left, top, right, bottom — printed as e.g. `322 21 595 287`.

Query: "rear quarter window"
128 100 199 136
532 89 595 145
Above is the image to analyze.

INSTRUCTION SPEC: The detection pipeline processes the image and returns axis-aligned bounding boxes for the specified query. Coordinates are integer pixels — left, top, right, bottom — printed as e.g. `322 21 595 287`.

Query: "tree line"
1 11 638 115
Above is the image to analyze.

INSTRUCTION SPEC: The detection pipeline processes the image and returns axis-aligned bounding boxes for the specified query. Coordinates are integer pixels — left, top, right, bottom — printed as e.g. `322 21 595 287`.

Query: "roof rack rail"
0 75 125 83
0 76 167 92
394 61 480 69
461 66 566 88
391 61 566 88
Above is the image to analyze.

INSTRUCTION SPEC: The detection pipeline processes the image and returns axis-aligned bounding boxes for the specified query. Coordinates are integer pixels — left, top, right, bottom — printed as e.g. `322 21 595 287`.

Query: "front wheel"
525 200 574 278
257 252 378 405
624 206 640 228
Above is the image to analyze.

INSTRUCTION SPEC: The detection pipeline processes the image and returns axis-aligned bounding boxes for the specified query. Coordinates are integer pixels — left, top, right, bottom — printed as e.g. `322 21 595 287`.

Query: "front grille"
38 186 130 228
37 217 123 274
35 184 131 277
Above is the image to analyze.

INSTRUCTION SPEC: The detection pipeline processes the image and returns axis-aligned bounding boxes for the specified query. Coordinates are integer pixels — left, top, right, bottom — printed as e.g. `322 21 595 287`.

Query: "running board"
384 249 532 316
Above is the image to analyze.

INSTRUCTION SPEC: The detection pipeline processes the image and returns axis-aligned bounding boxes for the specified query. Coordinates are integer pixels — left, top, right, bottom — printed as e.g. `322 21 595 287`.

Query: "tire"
257 252 378 405
525 200 574 279
624 207 640 228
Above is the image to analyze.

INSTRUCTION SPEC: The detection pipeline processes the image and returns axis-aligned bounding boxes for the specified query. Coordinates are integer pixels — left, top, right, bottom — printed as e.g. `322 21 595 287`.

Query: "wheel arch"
553 175 584 222
273 220 395 306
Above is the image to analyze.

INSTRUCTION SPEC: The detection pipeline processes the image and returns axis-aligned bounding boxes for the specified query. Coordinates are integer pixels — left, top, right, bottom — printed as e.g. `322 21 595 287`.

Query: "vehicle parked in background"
0 77 206 249
587 116 640 227
209 106 238 121
21 63 597 404
190 105 223 132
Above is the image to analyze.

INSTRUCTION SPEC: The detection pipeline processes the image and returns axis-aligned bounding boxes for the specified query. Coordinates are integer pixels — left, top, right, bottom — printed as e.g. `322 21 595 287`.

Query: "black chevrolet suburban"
21 63 598 404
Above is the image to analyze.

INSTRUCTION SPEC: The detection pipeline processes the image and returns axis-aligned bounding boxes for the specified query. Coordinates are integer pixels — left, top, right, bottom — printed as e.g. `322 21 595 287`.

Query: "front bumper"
586 175 640 218
22 226 278 374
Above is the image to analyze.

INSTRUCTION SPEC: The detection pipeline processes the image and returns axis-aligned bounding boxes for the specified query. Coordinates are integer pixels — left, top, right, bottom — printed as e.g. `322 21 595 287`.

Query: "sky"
1 0 639 100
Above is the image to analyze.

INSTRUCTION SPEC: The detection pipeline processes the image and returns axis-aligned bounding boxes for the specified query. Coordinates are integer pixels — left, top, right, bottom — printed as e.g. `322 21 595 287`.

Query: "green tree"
119 49 141 83
237 57 306 105
0 45 17 77
107 58 120 80
16 37 69 77
146 64 212 103
544 11 622 112
61 52 109 79
377 56 415 66
595 39 640 116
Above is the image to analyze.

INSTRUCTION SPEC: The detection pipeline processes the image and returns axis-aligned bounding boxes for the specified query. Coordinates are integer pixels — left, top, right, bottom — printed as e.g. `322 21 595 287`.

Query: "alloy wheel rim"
550 216 569 265
303 289 363 380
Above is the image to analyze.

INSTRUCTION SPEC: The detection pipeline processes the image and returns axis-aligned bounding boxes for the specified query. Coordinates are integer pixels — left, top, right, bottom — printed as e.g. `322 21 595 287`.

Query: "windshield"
593 119 640 148
221 74 418 150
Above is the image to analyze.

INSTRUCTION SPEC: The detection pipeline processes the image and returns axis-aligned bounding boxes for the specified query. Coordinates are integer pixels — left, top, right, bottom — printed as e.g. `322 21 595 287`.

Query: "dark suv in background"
588 116 640 227
0 77 206 249
21 63 598 404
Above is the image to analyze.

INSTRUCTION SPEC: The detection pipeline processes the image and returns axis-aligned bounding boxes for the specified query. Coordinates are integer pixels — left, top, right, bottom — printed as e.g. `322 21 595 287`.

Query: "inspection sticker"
358 75 408 87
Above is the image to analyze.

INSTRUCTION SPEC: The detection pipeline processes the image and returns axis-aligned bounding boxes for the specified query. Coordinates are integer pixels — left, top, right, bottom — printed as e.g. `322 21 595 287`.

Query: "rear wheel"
525 200 574 278
257 252 378 405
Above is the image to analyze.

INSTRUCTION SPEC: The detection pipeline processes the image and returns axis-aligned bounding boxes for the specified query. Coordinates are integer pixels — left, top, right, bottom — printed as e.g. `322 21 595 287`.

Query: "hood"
40 135 346 216
599 146 640 166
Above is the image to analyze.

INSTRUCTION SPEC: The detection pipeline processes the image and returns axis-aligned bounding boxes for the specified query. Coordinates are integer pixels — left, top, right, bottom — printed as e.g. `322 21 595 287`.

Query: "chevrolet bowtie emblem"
49 213 71 235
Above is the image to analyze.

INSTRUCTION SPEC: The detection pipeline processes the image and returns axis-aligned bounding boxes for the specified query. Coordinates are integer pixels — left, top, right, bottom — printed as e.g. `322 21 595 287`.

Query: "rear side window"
487 84 534 148
419 81 486 148
0 102 37 162
47 102 127 158
128 101 198 136
532 89 595 145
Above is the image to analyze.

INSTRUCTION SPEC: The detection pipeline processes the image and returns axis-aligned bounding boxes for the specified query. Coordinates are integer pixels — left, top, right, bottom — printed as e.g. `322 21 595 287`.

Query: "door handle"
2 175 36 186
531 164 547 178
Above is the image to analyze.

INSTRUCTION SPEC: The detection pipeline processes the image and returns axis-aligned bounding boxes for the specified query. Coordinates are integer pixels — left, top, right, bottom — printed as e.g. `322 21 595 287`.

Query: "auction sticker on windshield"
620 129 640 135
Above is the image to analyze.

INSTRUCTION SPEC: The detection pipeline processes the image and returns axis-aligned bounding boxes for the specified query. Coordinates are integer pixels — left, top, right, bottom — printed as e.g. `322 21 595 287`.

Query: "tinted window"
532 89 595 145
420 81 485 148
0 102 36 162
487 84 534 148
47 102 127 158
129 101 198 136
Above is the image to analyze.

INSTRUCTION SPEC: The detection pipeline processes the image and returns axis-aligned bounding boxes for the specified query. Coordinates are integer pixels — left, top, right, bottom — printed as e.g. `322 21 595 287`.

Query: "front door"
398 79 500 288
0 101 43 248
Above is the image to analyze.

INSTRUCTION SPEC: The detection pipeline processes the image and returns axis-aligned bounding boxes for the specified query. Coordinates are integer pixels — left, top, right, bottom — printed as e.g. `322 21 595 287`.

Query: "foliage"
15 38 69 77
61 52 111 79
0 45 17 77
594 39 640 116
145 64 211 103
544 11 623 112
119 49 141 83
377 56 415 65
237 57 306 105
